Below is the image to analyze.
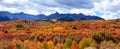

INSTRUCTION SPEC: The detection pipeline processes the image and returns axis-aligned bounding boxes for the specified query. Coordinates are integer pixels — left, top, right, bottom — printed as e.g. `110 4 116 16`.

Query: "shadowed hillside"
0 11 104 21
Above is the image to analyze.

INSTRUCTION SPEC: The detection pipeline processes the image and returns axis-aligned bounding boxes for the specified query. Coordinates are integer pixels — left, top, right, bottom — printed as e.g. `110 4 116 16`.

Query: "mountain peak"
19 12 24 14
54 12 59 15
0 11 104 21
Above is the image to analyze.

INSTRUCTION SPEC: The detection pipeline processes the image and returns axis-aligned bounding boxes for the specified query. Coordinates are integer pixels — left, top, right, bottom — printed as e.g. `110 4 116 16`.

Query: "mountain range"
0 11 104 21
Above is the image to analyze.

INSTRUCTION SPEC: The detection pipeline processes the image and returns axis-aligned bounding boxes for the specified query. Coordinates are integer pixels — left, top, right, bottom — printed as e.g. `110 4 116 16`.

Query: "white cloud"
24 9 39 15
69 9 96 15
101 12 120 20
3 0 17 4
93 0 120 20
0 5 21 13
0 0 120 20
2 0 28 4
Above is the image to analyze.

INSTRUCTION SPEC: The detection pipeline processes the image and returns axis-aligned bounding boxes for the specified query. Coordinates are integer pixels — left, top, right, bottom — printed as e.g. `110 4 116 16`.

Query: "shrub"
47 40 54 49
2 30 8 34
91 32 114 43
54 43 63 49
116 42 120 49
91 32 103 43
14 40 28 49
100 32 113 41
64 38 73 49
100 40 116 49
79 38 97 49
71 40 79 49
84 47 96 49
42 41 48 49
9 29 17 33
115 19 120 22
16 24 24 30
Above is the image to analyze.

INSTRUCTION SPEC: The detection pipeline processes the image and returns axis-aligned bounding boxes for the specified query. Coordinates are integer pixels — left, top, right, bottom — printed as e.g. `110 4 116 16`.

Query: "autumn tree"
64 38 73 49
47 40 54 49
71 40 79 49
16 24 24 30
79 38 97 49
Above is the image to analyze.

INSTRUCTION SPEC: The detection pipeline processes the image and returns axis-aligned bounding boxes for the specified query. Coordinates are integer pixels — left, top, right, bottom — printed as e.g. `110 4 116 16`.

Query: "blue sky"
0 0 120 20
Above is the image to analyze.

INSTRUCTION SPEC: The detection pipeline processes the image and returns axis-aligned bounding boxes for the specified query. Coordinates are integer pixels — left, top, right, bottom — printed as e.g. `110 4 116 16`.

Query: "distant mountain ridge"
0 11 104 21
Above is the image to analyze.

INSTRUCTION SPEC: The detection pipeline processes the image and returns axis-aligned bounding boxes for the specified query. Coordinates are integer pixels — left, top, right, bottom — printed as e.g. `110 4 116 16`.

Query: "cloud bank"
0 0 120 20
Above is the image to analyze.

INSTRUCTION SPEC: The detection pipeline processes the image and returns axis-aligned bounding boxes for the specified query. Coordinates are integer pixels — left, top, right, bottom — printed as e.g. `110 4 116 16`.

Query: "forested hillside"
0 19 120 49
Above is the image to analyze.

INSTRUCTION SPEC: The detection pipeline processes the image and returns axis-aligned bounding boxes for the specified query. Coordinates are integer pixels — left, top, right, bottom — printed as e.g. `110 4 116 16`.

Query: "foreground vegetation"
0 19 120 49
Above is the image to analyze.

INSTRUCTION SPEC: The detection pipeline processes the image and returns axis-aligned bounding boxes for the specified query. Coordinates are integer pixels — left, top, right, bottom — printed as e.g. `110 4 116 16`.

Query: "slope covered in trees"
0 19 120 49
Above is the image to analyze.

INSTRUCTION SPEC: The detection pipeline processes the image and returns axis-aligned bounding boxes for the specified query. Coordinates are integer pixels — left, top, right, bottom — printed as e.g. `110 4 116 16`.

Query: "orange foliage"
71 41 79 49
